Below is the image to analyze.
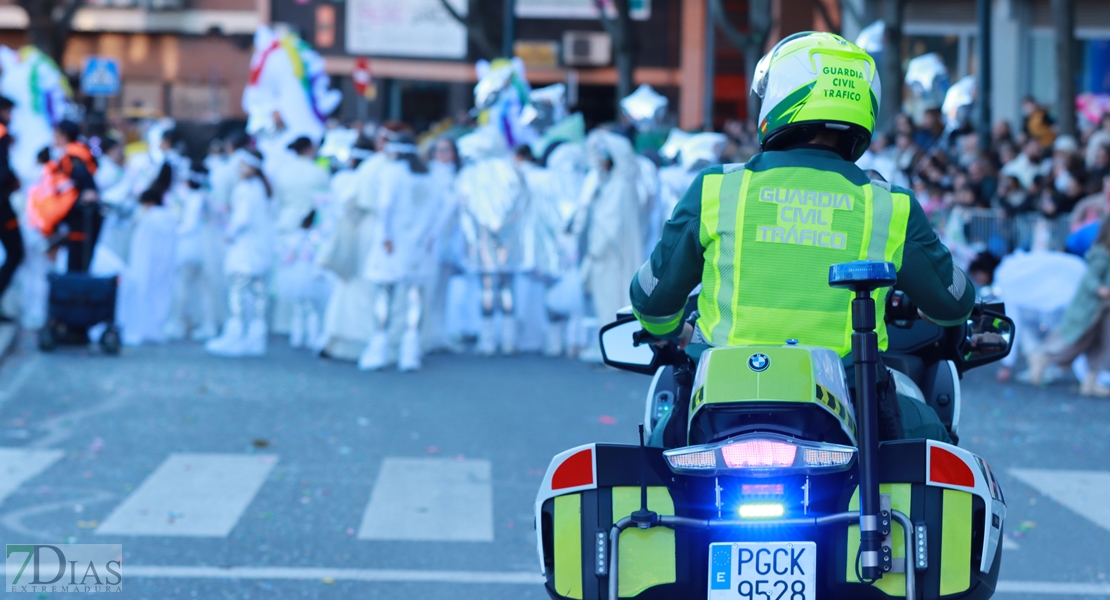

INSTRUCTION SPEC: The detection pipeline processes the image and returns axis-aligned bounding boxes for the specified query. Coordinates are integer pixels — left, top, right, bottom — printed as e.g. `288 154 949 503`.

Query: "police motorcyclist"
630 33 974 443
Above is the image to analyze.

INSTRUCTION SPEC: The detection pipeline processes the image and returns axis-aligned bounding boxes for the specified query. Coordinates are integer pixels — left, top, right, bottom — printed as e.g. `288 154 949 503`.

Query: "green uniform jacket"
631 148 976 346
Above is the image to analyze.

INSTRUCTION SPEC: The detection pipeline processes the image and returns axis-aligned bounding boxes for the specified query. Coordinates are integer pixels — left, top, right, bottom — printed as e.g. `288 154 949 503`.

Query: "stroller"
38 203 121 355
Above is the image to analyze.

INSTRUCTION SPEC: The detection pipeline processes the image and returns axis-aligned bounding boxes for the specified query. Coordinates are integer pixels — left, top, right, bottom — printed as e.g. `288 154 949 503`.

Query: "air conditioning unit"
562 31 611 67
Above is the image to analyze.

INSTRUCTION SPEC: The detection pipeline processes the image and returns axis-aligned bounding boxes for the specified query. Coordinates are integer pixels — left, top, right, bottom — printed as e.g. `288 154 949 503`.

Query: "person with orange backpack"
28 120 99 273
0 95 24 320
55 120 99 272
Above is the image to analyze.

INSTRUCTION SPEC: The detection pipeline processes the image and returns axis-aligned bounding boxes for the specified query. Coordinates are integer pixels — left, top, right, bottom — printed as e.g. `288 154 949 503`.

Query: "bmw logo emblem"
748 353 771 372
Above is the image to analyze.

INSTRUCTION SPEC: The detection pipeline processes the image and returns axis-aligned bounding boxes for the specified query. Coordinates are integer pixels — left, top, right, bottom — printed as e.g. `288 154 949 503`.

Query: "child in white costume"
538 142 589 356
424 137 463 353
359 136 439 372
117 189 178 346
276 212 331 350
513 146 563 353
205 149 275 357
272 136 330 346
574 130 645 361
318 130 395 362
165 164 221 341
100 124 184 263
454 127 527 356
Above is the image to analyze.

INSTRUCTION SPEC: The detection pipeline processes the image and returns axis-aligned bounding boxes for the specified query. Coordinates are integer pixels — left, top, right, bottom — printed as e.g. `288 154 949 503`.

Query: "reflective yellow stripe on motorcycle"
846 483 912 596
612 487 676 597
940 489 972 595
816 383 857 439
553 494 583 599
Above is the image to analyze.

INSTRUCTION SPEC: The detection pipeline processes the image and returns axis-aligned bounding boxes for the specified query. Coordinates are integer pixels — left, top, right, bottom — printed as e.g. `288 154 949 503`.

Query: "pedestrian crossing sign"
81 57 121 97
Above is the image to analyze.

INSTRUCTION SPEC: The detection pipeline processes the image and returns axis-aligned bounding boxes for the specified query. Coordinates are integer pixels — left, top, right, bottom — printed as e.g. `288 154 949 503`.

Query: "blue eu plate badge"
711 544 732 590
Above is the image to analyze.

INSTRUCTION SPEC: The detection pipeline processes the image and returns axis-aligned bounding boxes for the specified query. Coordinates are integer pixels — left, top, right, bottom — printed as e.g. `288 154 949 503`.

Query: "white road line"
125 566 542 585
0 448 64 507
113 567 1110 594
996 581 1110 596
96 453 277 537
358 457 493 542
1002 535 1020 550
1010 469 1110 532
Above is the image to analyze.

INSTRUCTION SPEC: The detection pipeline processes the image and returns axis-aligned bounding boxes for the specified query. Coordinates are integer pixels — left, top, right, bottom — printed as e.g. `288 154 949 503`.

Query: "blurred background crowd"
0 0 1106 385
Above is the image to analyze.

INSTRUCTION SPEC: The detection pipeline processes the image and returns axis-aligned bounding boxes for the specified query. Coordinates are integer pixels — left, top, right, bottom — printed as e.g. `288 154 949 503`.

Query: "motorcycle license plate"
708 541 816 600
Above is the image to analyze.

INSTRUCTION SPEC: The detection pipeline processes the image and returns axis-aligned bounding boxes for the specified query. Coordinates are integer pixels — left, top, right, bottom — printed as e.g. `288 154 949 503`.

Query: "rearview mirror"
599 318 658 375
961 307 1014 369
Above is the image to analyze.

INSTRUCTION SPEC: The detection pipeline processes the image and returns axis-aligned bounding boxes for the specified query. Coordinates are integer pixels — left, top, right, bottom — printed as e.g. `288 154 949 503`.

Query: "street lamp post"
503 0 516 58
704 0 716 132
976 0 992 152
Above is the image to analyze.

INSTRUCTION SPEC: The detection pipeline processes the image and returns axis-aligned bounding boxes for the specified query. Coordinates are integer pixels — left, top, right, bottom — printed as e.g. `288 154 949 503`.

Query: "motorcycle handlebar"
632 330 659 347
885 290 918 324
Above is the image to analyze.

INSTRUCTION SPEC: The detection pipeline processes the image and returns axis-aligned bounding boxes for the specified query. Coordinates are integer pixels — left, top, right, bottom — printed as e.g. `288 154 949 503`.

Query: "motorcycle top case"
47 272 118 329
535 441 1005 600
688 345 859 447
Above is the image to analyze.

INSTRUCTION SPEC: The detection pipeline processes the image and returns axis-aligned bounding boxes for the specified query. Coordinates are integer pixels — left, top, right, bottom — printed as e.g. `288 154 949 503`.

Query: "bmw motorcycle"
534 261 1013 600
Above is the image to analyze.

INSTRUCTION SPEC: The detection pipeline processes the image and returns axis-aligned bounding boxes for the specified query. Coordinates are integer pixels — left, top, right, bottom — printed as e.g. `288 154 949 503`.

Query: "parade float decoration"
855 20 885 57
905 52 951 110
942 75 976 135
474 58 535 150
527 83 586 160
0 46 75 185
243 25 342 169
620 84 668 132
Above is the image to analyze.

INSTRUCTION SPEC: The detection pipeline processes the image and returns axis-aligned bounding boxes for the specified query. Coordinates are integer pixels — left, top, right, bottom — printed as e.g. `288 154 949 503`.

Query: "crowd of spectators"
864 98 1110 235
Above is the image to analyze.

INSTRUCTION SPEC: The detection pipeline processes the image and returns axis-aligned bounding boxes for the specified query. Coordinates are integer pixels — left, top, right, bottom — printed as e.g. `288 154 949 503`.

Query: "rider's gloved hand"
648 323 692 350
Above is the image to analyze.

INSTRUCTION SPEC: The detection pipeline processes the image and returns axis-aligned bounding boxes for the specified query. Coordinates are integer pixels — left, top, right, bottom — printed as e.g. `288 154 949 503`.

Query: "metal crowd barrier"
943 208 1075 255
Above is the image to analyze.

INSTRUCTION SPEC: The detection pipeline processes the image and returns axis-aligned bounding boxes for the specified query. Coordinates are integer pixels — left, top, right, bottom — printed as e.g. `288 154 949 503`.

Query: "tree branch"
436 0 466 25
436 0 500 59
58 0 84 27
812 0 840 33
592 0 618 38
709 0 768 50
838 0 864 28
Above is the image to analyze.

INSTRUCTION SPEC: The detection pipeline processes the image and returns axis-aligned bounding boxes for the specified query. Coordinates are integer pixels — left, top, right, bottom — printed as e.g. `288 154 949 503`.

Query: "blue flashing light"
828 261 897 289
738 502 785 519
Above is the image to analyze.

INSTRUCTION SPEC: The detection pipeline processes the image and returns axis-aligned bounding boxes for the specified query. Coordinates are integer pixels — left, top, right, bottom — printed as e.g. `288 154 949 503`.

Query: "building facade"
0 0 264 121
270 0 834 131
0 0 838 131
842 0 1110 132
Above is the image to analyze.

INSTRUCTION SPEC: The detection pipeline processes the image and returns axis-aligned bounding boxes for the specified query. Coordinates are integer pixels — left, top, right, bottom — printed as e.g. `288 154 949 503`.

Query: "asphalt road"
0 333 1106 599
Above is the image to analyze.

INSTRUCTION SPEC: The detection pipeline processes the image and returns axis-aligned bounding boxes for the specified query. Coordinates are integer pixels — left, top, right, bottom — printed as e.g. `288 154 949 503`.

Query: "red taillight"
929 446 975 488
721 441 797 468
742 484 785 495
551 448 593 490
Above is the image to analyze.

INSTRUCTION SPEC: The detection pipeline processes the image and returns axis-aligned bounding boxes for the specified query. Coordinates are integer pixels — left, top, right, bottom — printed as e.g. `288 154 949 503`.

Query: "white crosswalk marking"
358 457 493 542
1009 469 1110 532
0 448 63 507
125 565 541 584
96 453 277 537
996 580 1110 596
